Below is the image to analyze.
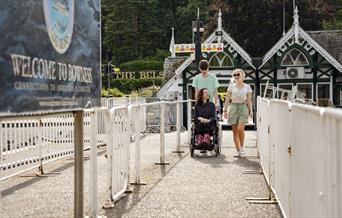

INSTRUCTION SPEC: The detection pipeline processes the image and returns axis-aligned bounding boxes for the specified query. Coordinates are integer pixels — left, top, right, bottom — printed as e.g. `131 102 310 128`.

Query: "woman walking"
223 69 253 157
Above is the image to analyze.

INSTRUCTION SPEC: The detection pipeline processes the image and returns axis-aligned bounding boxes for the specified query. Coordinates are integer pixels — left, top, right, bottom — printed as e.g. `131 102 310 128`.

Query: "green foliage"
146 49 170 61
101 88 125 97
139 86 158 97
101 89 107 97
102 0 211 65
323 6 342 30
207 0 336 57
119 59 163 71
103 0 339 62
101 0 341 95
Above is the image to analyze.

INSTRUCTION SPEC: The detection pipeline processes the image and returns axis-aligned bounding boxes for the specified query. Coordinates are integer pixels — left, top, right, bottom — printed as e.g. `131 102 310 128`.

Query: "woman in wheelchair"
194 88 216 149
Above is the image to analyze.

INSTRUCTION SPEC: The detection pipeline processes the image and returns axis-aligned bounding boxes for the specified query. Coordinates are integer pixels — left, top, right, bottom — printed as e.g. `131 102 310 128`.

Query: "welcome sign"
0 0 101 113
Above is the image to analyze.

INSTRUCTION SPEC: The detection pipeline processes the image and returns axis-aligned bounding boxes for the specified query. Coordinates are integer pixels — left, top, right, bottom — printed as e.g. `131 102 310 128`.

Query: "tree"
102 0 213 65
206 0 335 57
102 0 164 64
324 0 342 29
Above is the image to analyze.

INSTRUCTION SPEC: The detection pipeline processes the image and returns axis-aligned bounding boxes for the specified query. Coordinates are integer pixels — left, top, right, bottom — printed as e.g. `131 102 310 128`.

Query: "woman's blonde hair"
230 68 246 84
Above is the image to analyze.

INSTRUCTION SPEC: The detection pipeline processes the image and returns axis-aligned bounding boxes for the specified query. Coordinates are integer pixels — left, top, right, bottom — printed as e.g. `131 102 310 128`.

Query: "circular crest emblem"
43 0 74 54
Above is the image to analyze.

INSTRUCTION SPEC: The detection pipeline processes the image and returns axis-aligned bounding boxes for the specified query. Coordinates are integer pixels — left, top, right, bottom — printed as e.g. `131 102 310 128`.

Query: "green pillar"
332 68 337 105
272 56 278 88
313 53 318 101
182 71 188 128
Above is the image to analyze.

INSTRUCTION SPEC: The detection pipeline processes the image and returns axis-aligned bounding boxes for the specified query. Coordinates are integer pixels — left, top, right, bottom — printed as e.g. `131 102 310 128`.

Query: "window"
209 52 234 67
297 83 313 100
281 48 309 66
317 83 330 99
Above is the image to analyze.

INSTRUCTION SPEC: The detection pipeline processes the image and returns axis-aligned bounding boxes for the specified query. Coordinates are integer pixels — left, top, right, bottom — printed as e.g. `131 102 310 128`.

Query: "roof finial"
294 5 299 43
217 9 223 43
218 9 222 31
169 27 176 58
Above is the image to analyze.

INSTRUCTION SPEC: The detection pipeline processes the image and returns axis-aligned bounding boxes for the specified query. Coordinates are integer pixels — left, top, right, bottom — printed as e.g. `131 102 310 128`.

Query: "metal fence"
257 96 342 218
106 106 130 202
0 112 75 180
1 99 218 217
101 97 146 108
0 108 109 181
127 100 194 184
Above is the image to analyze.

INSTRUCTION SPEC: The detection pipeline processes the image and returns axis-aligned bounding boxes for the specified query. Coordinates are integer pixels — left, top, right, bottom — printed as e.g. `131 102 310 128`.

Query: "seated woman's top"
194 102 216 126
228 83 252 103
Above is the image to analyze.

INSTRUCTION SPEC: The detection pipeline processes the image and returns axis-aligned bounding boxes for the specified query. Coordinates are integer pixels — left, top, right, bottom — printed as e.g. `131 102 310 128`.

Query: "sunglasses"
233 74 240 77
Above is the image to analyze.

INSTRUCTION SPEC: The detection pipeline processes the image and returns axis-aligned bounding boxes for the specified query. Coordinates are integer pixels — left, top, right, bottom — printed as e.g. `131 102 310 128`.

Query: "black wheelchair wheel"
214 145 220 156
190 146 194 157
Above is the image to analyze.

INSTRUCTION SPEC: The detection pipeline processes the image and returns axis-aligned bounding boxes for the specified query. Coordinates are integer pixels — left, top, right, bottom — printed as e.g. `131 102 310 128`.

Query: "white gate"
106 106 130 201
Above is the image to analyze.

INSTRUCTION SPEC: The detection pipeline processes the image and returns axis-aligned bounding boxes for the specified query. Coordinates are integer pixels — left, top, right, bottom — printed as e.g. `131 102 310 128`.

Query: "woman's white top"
227 83 252 103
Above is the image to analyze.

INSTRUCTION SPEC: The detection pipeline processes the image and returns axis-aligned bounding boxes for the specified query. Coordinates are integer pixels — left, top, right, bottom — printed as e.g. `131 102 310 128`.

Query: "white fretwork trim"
157 28 256 97
260 27 294 68
260 26 342 72
221 31 255 69
299 28 342 72
157 32 217 98
156 53 195 98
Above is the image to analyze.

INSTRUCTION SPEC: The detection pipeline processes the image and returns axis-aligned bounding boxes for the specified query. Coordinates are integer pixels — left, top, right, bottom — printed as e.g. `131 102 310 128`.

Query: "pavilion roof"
308 30 342 64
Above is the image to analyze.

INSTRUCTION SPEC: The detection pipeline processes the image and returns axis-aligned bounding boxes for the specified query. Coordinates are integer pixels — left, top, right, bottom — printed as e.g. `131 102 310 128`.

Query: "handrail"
257 97 342 218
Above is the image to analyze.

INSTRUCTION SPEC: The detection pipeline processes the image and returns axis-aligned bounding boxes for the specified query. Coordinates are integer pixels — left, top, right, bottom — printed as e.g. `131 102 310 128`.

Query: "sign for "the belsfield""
0 0 101 114
113 71 164 80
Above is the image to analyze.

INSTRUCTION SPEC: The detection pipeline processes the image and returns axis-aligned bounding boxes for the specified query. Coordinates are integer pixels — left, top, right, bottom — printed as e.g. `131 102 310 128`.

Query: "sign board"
174 43 224 53
0 0 101 114
113 71 164 80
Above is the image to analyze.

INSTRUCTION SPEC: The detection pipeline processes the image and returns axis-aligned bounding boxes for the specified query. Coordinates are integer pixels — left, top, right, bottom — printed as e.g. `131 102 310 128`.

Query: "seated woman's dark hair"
197 88 208 106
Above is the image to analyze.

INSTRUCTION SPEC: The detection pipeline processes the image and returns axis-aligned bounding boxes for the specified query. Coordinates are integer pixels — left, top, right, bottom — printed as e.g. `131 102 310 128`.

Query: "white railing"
127 100 194 185
105 106 131 203
257 96 342 218
263 80 297 101
101 97 146 109
103 100 194 207
1 99 195 217
0 109 109 181
0 112 75 180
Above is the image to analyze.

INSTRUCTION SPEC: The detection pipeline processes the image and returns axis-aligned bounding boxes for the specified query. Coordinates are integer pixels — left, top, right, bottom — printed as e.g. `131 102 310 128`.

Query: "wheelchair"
190 119 221 157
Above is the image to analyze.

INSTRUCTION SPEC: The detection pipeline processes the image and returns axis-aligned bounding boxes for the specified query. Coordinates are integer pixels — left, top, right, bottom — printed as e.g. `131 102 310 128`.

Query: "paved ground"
0 130 281 218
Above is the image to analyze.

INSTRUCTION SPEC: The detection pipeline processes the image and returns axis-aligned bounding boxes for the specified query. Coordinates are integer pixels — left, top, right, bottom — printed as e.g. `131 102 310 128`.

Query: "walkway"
0 131 281 218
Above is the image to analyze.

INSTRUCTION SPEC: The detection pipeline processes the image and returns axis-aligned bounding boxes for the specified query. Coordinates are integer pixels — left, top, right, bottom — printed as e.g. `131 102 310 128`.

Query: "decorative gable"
261 26 342 72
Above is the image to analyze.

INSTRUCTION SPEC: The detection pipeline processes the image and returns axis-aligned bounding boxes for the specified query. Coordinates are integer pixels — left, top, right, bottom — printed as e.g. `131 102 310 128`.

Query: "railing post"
130 105 147 185
38 118 44 174
74 110 84 218
187 100 192 145
156 102 169 165
0 118 2 183
218 122 222 153
173 101 184 153
89 110 98 218
103 110 114 209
